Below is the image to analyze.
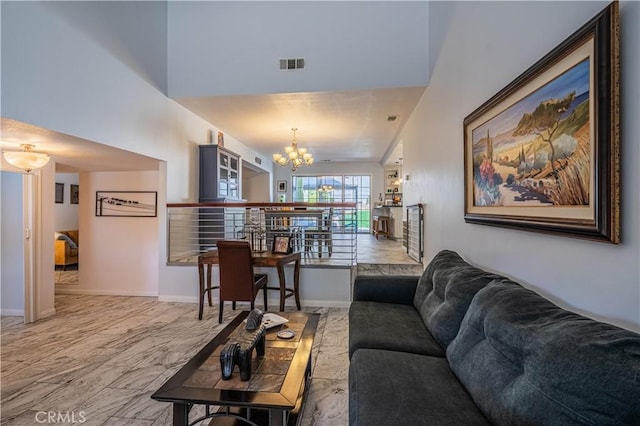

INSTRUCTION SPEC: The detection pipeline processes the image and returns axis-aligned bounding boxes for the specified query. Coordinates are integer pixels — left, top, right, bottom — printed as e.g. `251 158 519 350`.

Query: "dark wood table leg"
173 403 189 426
293 259 301 310
206 264 213 307
198 263 205 320
269 408 286 426
277 264 286 312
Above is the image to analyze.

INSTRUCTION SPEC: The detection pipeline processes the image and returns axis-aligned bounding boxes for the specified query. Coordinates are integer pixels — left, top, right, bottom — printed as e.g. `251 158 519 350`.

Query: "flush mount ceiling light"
272 128 313 171
2 144 51 173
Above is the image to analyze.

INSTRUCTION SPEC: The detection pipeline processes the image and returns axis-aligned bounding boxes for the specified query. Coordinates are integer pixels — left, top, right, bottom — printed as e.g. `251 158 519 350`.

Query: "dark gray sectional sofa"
348 250 640 425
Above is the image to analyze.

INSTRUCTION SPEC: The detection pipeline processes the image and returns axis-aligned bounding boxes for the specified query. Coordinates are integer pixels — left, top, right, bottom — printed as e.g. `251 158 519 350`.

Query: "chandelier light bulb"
272 128 314 171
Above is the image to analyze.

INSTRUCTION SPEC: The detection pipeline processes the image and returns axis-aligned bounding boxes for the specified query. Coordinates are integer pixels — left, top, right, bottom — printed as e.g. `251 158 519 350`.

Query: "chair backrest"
321 208 334 231
216 240 256 302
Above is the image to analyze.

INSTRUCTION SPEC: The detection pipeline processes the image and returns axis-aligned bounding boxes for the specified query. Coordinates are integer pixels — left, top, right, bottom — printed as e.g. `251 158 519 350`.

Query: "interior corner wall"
1 172 24 315
2 2 274 303
402 0 640 331
66 171 160 296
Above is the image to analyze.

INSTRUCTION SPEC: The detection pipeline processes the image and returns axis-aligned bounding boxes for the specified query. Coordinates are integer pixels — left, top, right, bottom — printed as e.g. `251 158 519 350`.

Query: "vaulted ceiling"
2 1 431 171
167 1 430 166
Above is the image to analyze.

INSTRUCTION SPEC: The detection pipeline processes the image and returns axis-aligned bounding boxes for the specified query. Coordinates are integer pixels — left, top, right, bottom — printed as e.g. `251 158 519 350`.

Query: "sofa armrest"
353 275 419 305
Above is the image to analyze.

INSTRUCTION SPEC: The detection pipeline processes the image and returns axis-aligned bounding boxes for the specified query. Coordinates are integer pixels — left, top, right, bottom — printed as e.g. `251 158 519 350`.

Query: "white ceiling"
1 1 429 173
167 1 430 166
175 87 424 165
0 118 161 173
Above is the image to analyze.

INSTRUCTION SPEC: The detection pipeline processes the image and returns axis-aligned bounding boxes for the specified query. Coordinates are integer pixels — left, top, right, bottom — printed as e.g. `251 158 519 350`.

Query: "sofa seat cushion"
349 301 445 358
448 280 640 425
349 349 491 426
414 250 503 349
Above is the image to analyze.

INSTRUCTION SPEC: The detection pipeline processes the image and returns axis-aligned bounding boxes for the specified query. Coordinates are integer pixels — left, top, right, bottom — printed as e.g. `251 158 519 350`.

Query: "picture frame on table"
463 2 619 244
272 235 292 254
277 180 287 192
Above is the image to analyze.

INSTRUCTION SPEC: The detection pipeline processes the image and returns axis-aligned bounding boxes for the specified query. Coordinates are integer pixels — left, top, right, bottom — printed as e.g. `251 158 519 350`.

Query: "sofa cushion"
414 250 503 348
349 349 491 426
447 280 640 425
349 301 444 358
352 275 419 305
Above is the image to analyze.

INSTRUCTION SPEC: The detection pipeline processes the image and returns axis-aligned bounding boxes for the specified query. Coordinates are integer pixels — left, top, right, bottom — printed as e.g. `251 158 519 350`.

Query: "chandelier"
272 128 313 171
2 144 51 173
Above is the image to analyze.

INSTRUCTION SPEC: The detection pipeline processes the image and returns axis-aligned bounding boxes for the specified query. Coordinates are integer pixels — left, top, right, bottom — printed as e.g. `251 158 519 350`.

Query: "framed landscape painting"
463 2 619 243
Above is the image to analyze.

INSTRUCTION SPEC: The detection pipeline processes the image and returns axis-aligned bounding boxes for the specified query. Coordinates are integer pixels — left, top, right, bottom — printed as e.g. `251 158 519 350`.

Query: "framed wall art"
70 184 79 204
463 2 619 243
277 180 287 192
55 183 64 204
95 191 157 217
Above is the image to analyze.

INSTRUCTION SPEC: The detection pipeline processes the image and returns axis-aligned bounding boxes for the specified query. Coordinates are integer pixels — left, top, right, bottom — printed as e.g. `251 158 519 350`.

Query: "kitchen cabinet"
199 145 240 201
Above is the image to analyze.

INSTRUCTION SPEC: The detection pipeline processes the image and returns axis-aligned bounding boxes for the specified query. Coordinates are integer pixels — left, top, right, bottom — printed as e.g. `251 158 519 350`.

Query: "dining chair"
216 240 268 323
304 208 333 258
265 211 302 251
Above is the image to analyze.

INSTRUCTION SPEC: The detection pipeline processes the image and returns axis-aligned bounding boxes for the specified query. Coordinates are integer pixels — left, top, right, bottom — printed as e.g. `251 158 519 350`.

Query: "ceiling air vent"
280 58 305 70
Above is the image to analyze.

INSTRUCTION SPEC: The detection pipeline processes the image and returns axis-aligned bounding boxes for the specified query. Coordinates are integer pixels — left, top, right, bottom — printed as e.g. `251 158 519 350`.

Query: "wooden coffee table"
151 311 320 426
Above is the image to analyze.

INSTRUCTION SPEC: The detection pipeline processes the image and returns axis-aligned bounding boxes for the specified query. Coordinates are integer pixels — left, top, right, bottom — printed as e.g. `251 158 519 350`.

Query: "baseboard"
301 300 351 308
55 288 157 297
40 308 56 318
0 309 24 317
158 295 199 304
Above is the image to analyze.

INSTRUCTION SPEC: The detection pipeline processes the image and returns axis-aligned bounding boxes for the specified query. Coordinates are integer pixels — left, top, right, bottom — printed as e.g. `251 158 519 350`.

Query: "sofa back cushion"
413 250 503 348
447 280 640 425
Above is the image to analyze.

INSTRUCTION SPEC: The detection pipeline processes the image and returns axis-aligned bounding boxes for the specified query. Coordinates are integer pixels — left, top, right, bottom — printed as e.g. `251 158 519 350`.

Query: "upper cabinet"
385 167 402 193
199 145 240 201
384 167 403 205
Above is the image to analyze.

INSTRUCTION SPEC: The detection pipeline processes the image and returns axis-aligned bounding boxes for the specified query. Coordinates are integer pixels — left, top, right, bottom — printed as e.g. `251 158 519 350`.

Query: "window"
292 175 371 232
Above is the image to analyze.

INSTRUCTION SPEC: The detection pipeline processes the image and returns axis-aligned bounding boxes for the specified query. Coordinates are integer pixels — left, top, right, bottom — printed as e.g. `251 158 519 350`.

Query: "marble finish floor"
1 295 349 425
356 234 423 276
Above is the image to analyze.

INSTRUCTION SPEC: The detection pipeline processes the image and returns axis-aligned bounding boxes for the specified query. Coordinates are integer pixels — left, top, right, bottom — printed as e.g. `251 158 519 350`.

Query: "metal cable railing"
167 202 358 267
406 203 424 263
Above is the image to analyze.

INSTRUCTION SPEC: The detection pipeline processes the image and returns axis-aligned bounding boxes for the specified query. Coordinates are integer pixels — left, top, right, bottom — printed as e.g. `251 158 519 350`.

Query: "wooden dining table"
197 249 302 316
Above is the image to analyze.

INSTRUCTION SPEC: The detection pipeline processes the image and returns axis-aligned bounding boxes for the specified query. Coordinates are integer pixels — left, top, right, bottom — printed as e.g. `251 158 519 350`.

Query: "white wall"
242 171 271 202
1 2 271 307
54 173 79 231
1 172 24 315
56 171 160 296
402 1 640 331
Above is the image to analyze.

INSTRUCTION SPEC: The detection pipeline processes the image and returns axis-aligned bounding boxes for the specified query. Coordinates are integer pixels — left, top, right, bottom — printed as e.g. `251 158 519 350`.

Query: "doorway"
54 173 80 288
242 161 270 201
